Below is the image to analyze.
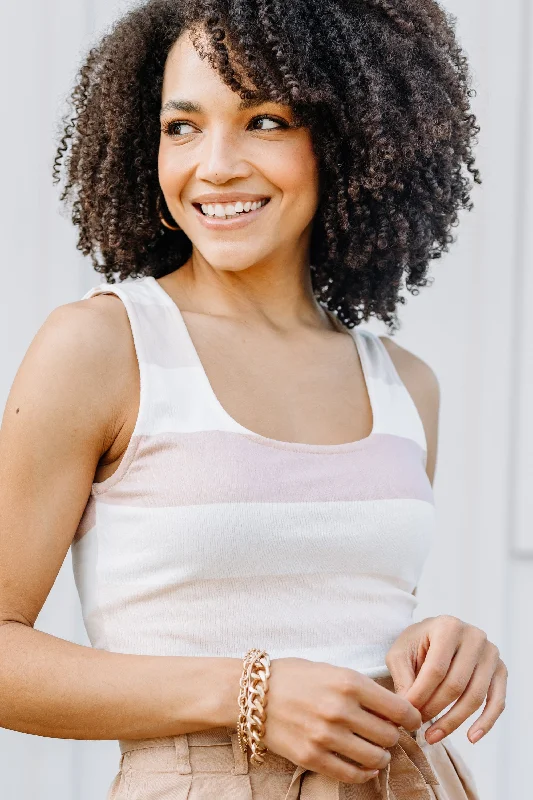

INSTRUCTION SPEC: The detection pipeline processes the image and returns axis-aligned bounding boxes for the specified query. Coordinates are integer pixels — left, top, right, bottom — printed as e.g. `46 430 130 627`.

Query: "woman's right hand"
262 657 422 784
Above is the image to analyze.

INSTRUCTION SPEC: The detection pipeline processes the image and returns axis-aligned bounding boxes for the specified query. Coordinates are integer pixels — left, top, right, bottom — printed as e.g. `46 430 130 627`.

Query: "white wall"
0 0 530 797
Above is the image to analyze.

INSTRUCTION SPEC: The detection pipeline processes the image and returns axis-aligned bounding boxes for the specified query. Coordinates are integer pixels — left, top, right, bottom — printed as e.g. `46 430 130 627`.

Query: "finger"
418 634 489 721
404 624 462 710
424 646 499 744
466 659 508 743
386 647 417 697
306 750 380 784
330 731 392 771
351 708 401 749
356 675 422 731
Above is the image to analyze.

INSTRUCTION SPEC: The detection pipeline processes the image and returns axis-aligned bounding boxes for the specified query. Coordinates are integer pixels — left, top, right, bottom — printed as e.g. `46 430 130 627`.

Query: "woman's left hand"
385 615 508 745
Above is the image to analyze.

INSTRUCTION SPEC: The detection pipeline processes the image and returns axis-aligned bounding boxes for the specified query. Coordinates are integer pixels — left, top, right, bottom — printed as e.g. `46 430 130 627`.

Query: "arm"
378 335 440 487
0 299 242 740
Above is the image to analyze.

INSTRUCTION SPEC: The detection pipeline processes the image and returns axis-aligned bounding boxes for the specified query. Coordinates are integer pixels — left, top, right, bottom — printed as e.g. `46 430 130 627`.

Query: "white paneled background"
0 0 530 797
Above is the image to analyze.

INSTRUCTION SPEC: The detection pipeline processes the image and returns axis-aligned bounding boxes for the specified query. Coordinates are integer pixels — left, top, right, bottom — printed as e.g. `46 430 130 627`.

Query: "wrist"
209 657 245 729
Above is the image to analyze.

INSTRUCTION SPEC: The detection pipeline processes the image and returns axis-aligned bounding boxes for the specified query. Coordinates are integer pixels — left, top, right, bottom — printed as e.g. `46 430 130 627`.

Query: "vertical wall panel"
511 0 533 557
0 0 90 796
506 0 533 797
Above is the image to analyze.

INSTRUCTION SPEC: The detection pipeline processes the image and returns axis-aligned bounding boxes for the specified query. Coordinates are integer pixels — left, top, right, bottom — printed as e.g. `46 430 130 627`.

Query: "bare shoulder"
377 335 440 405
55 293 137 441
49 290 129 342
4 293 136 459
50 293 133 398
378 335 440 484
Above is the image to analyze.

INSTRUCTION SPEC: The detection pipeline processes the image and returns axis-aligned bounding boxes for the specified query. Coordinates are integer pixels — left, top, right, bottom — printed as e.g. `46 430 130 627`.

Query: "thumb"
386 651 417 698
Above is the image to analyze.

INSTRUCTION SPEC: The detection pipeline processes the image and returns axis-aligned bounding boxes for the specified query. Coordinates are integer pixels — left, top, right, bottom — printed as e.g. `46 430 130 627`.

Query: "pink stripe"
92 431 433 507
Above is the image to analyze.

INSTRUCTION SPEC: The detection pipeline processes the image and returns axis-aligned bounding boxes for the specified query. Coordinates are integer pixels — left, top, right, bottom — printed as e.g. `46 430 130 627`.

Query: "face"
158 28 320 274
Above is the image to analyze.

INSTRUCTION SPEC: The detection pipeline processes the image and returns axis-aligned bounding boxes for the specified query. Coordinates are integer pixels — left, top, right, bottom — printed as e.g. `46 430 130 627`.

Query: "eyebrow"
160 95 274 117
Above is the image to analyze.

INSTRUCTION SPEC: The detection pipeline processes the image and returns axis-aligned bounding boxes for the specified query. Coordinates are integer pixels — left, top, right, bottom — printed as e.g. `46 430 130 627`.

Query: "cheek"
287 153 320 221
287 139 319 197
158 140 186 193
262 141 319 213
158 142 171 191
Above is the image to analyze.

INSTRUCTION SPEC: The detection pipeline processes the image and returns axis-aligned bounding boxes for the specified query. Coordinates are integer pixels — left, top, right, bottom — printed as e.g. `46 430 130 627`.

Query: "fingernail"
470 729 484 743
426 728 444 744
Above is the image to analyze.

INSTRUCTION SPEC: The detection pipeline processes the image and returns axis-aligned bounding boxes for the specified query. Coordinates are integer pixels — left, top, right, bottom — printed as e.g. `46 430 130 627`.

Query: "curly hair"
53 0 481 331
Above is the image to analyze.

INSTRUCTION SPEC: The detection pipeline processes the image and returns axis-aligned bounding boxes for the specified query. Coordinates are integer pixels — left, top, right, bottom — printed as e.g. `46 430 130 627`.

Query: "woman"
0 0 506 797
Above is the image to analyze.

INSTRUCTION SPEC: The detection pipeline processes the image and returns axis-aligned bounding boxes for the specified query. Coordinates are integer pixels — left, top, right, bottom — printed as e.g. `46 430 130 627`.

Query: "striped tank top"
72 274 436 679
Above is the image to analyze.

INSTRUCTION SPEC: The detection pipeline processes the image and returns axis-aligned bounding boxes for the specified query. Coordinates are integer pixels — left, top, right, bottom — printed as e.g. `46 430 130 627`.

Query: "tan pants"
108 677 480 799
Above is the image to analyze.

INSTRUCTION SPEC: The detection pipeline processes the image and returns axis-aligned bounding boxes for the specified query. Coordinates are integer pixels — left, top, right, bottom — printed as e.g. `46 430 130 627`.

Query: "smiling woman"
0 1 506 799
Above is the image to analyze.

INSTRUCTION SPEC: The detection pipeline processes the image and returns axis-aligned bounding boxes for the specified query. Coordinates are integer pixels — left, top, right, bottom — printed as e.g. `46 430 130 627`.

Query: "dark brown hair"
53 0 481 330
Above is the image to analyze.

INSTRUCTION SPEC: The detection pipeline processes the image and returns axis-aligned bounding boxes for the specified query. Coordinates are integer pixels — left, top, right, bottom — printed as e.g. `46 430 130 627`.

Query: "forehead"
161 28 258 106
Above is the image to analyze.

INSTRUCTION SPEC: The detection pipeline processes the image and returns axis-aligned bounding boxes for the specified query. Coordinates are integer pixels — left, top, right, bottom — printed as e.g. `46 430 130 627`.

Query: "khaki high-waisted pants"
107 676 480 799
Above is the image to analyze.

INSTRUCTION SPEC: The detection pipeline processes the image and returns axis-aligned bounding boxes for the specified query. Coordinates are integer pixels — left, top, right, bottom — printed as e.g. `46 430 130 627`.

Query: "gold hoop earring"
157 195 181 231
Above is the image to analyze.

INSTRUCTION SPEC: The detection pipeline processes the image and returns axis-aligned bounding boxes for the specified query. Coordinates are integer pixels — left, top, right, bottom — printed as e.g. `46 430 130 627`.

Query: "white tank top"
72 275 436 679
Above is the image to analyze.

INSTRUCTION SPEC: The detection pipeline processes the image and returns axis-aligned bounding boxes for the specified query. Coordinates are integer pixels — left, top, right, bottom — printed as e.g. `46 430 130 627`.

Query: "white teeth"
199 198 268 218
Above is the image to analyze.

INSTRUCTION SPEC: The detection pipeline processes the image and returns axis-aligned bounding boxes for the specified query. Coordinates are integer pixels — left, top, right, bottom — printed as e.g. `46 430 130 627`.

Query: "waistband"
118 674 439 799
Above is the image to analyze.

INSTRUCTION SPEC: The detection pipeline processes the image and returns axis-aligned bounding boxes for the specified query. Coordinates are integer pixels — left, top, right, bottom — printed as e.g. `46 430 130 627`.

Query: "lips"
192 197 271 230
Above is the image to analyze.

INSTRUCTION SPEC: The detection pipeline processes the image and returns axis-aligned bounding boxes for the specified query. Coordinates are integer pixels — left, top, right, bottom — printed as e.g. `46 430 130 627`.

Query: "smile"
192 198 271 230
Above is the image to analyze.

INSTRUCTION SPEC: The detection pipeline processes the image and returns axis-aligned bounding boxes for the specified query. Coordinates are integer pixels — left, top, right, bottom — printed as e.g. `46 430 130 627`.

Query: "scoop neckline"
148 276 377 453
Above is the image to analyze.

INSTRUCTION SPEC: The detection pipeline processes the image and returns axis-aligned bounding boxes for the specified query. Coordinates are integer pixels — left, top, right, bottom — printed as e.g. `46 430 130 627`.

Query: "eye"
161 120 196 137
249 114 288 131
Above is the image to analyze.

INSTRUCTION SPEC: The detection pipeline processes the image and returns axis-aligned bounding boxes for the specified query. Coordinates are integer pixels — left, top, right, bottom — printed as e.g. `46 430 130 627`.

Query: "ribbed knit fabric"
72 275 436 679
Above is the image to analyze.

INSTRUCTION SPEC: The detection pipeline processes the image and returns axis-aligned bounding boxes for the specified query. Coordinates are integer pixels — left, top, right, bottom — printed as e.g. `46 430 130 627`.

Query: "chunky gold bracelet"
237 649 259 754
246 651 271 764
237 648 271 764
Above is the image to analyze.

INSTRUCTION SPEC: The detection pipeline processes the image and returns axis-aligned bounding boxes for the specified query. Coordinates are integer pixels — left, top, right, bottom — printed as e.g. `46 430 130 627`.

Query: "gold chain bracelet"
246 652 271 764
237 648 271 764
237 650 259 754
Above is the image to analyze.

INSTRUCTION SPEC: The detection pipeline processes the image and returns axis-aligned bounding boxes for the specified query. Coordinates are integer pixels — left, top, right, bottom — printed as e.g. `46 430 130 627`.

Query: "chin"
195 245 272 272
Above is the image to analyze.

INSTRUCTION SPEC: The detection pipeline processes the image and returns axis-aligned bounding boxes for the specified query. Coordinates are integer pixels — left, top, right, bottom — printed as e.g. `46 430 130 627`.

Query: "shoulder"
47 293 134 381
378 335 440 485
377 335 440 407
13 295 136 453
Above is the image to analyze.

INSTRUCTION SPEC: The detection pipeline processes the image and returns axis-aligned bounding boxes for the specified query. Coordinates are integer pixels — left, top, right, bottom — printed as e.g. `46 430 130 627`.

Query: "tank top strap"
82 276 156 364
351 327 428 456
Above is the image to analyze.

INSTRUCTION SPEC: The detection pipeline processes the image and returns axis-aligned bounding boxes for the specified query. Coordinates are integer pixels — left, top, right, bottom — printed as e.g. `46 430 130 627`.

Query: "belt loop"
226 725 249 775
174 734 192 774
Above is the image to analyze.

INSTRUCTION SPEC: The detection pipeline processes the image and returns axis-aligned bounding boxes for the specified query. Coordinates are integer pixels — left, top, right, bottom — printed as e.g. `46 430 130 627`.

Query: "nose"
195 128 252 184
